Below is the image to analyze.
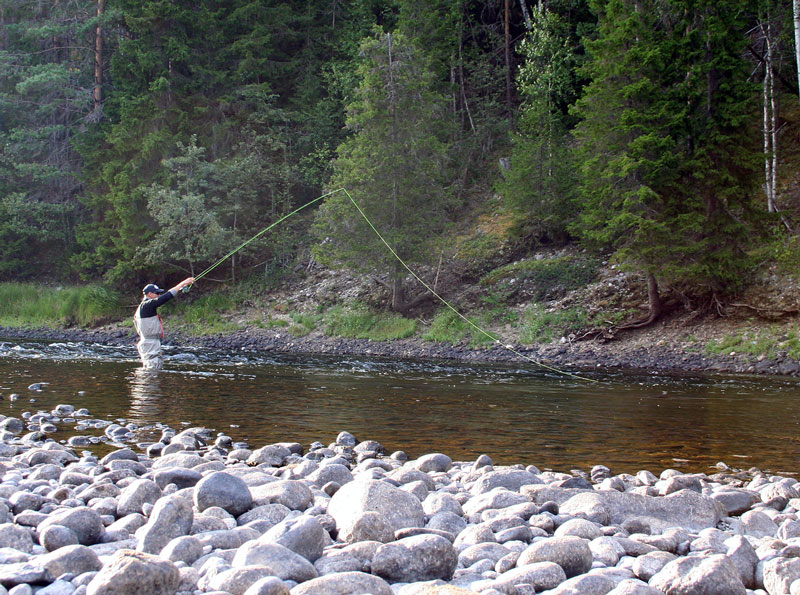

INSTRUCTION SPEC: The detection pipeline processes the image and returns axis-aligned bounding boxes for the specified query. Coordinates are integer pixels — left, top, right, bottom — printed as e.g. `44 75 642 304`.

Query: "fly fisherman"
134 277 194 369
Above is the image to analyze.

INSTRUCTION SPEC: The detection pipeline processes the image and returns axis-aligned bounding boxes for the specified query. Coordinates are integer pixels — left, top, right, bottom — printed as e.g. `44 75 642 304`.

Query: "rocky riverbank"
3 324 800 378
0 399 799 595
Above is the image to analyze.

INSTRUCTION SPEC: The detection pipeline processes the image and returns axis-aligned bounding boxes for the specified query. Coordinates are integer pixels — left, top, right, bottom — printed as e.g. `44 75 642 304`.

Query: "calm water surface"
1 337 799 477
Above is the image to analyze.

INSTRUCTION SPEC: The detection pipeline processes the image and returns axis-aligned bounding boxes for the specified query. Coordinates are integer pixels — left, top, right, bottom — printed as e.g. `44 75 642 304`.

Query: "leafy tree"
313 30 453 312
139 137 228 277
572 0 760 314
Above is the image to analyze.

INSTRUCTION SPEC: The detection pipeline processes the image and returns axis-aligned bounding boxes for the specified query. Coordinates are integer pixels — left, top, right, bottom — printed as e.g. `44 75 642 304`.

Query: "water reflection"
0 337 799 476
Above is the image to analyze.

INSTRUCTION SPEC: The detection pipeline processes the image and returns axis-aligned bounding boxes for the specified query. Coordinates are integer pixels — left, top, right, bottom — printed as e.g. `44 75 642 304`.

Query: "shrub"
482 255 599 300
325 304 416 340
423 309 497 347
0 283 123 327
519 305 588 344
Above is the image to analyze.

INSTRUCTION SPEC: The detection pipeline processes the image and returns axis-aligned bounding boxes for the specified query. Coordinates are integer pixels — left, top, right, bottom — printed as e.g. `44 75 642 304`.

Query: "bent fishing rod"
184 187 597 382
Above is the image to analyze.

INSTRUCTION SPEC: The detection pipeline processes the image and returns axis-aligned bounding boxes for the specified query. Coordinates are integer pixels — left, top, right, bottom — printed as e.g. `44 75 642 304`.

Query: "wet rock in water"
0 418 24 435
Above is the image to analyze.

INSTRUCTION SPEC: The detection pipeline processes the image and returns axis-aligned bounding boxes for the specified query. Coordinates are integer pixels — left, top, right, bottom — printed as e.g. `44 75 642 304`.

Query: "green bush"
172 292 240 334
0 283 123 327
519 305 588 344
325 304 416 340
289 311 322 337
705 327 800 359
482 255 599 300
423 309 497 347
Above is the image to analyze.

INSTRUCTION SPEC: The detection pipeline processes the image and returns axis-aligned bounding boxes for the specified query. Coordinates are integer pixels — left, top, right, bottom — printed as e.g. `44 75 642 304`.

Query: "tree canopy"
0 0 796 311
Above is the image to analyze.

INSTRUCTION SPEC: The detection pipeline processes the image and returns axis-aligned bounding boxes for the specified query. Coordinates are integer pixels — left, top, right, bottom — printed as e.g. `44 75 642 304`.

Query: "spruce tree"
313 30 452 312
572 0 760 309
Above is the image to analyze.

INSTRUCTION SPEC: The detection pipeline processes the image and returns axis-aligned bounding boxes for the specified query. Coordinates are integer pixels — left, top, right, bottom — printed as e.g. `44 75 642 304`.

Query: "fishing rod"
185 187 596 382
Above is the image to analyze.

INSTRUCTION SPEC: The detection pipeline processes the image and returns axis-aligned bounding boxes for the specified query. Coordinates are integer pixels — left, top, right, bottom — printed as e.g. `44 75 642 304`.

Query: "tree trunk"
94 0 105 111
519 0 533 30
794 0 800 102
505 0 513 125
620 272 663 329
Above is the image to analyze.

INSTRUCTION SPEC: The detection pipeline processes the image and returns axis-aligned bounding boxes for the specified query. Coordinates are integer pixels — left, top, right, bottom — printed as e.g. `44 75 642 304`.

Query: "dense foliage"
1 0 797 309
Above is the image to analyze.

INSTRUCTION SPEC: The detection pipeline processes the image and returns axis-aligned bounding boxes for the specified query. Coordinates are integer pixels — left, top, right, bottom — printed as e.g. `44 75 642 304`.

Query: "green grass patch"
171 293 240 335
324 304 417 340
423 309 497 348
706 328 800 359
481 255 599 300
0 283 123 327
288 311 322 337
519 305 588 344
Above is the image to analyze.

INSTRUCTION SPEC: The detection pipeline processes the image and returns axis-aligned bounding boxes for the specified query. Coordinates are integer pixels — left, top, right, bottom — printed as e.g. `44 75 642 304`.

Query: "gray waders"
133 309 164 370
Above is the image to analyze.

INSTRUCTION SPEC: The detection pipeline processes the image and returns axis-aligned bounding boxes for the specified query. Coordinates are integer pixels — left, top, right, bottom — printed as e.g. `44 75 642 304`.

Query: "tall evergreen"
0 0 100 278
501 5 579 244
572 0 760 305
313 30 453 312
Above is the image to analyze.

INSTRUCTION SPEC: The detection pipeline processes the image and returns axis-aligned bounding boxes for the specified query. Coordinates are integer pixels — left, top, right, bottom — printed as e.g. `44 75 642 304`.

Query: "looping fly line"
193 187 597 382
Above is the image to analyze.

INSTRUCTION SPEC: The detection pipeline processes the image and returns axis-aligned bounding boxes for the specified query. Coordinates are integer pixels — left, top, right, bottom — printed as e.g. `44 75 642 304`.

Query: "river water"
1 337 798 477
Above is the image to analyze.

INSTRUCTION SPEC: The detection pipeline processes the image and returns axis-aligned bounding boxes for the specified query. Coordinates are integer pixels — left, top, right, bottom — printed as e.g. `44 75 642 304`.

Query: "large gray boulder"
231 542 318 583
489 561 567 593
559 489 724 532
328 480 425 534
261 515 330 562
289 571 393 595
38 508 104 546
518 536 593 578
207 565 291 595
0 524 34 553
470 469 543 495
371 534 457 582
32 544 101 578
136 495 193 554
117 479 162 517
194 472 253 516
250 480 312 511
649 554 746 595
762 556 800 595
86 549 180 595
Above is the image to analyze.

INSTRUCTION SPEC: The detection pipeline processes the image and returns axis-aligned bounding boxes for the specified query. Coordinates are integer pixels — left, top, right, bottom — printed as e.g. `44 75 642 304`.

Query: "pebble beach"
0 399 799 595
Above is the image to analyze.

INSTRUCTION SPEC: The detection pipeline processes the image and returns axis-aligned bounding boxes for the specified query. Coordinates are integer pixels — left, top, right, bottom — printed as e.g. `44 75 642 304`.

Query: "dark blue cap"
142 283 165 295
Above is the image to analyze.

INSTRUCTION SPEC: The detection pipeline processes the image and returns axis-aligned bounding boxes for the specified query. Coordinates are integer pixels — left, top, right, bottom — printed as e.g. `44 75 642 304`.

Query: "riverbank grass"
423 309 498 347
324 304 416 340
169 293 241 335
0 283 122 327
706 327 800 359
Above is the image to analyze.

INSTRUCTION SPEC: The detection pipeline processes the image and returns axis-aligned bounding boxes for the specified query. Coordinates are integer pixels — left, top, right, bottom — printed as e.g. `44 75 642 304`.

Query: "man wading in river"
134 277 194 369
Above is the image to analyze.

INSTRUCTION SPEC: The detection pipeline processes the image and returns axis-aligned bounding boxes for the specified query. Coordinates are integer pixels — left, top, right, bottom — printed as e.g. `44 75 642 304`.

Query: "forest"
1 0 799 320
